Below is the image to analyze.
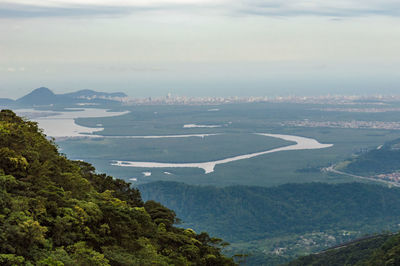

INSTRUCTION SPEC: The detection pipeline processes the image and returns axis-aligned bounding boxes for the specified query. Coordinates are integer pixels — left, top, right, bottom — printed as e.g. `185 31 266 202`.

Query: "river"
112 133 333 174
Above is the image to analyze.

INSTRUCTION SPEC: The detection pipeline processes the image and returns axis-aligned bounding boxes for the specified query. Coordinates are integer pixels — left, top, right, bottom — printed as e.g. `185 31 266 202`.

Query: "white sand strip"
104 134 220 139
183 124 221 128
15 108 129 138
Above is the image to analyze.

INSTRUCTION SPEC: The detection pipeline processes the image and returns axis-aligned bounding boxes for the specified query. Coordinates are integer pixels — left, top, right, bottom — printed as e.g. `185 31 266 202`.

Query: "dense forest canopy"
288 233 400 265
0 110 235 265
140 181 400 264
140 181 400 242
344 137 400 176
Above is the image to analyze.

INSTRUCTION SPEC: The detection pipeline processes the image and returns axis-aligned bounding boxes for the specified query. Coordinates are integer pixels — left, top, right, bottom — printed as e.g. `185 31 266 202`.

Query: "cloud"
97 65 167 72
3 66 25 72
0 2 140 18
237 0 400 17
0 0 225 18
0 0 400 18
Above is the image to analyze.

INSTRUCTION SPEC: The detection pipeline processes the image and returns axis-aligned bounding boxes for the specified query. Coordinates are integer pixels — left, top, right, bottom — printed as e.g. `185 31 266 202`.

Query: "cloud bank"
1 0 400 18
238 0 400 17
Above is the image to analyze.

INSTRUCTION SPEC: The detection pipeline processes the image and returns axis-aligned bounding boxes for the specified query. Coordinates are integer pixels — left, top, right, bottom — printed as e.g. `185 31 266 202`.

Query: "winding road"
325 166 400 187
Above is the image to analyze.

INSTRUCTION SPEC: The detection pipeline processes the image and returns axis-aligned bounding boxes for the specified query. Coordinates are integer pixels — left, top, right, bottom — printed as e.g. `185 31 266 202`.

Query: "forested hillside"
288 233 400 265
344 137 400 176
140 181 400 242
0 110 235 265
140 181 400 264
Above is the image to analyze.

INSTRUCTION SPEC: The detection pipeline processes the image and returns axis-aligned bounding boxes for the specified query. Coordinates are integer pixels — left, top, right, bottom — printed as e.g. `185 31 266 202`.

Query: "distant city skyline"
1 0 400 98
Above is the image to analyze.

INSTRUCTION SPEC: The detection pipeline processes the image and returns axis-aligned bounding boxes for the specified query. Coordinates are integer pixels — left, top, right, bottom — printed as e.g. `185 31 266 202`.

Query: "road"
325 165 400 187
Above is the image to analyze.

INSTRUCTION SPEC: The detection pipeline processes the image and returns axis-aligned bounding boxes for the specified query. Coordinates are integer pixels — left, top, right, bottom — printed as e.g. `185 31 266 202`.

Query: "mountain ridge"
17 87 57 105
3 87 128 107
63 89 127 99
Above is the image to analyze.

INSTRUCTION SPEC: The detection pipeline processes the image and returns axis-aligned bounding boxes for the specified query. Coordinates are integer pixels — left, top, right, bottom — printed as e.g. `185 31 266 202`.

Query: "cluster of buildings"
283 120 400 130
116 93 400 106
316 107 400 113
375 172 400 183
122 95 270 105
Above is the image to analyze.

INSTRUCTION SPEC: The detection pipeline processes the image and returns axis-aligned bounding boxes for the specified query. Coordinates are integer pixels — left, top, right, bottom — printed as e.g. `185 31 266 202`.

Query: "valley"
5 89 400 264
4 1 400 264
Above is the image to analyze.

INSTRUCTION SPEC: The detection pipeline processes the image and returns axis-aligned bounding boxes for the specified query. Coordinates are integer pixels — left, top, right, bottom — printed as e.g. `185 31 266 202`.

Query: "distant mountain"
17 87 57 105
63 89 127 99
0 98 14 105
12 87 127 106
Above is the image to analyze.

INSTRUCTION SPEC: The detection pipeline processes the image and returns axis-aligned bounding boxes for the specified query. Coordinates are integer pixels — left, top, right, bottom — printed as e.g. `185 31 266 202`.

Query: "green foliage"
0 110 235 265
140 181 400 242
68 242 110 266
140 181 400 264
287 232 400 266
345 137 400 175
0 253 25 265
286 234 390 266
364 234 400 265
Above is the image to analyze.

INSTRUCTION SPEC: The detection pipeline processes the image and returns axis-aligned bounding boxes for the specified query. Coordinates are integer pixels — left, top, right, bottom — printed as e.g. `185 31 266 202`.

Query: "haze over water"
1 1 400 98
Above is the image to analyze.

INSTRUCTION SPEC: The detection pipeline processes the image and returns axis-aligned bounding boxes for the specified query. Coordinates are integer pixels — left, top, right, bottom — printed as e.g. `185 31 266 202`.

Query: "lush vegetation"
288 232 400 265
365 233 400 265
140 181 400 242
140 181 400 264
287 234 390 265
0 110 235 265
344 137 400 176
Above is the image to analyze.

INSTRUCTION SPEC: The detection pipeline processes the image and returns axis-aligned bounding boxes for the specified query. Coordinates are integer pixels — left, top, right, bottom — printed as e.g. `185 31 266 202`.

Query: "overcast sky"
1 0 400 98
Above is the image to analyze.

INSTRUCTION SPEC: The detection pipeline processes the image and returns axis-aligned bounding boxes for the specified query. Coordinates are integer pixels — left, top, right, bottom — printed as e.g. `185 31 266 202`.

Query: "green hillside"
139 181 400 264
343 137 400 176
288 232 400 265
139 181 400 242
0 109 235 265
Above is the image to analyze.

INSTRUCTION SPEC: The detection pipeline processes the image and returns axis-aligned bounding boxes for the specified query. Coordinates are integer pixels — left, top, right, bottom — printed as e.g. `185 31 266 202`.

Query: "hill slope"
0 98 14 105
139 181 400 264
0 110 234 265
287 233 400 265
342 137 400 176
17 87 57 105
63 89 127 99
139 181 400 242
13 87 127 106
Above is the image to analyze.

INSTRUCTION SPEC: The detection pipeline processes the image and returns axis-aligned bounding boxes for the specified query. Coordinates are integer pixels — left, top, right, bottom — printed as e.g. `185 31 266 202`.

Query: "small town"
375 172 400 183
283 120 400 130
112 94 400 106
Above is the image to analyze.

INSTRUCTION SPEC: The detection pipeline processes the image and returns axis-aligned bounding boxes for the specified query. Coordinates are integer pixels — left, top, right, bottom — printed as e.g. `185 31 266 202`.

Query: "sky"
0 0 400 98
